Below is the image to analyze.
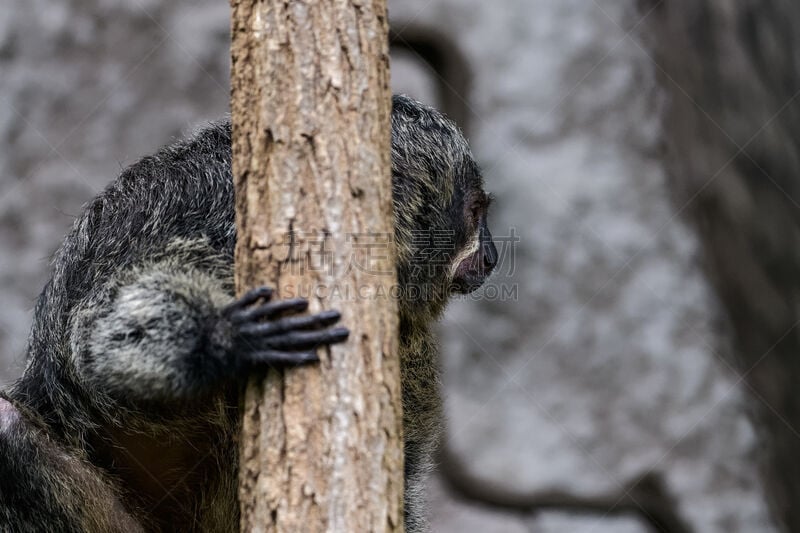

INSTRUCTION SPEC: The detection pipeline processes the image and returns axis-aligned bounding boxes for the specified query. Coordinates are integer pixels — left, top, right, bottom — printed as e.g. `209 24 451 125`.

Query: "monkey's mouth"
451 271 489 294
450 234 498 295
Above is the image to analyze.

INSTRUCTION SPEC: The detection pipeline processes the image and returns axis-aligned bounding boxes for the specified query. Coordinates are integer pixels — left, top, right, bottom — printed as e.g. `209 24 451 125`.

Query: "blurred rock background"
1 1 796 531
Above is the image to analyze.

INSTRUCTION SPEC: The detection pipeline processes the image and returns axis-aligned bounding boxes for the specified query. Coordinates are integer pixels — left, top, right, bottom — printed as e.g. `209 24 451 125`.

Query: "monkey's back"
12 121 237 436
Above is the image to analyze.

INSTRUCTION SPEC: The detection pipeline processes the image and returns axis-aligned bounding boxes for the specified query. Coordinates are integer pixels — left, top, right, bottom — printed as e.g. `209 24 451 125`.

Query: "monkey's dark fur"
0 95 496 532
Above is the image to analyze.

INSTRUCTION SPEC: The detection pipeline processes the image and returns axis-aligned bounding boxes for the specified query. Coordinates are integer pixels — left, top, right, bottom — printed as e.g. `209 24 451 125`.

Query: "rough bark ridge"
230 1 402 531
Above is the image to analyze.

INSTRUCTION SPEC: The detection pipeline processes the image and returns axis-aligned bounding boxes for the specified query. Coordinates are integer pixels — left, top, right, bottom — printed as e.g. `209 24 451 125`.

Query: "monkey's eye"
468 192 492 222
470 204 481 221
470 198 487 221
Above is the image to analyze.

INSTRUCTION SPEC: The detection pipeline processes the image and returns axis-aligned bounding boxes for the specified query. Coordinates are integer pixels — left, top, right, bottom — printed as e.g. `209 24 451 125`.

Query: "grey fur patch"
0 398 19 434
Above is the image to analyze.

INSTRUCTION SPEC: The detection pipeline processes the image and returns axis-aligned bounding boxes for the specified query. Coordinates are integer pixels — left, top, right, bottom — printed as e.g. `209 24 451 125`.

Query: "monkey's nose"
483 239 498 272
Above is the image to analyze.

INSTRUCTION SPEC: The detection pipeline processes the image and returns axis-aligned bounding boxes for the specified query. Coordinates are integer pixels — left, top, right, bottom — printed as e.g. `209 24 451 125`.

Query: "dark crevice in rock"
438 447 693 533
389 26 473 134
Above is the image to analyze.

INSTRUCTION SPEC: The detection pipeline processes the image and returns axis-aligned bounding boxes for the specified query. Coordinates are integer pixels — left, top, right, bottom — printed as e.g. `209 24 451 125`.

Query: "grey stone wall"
644 2 800 530
0 1 783 531
0 0 231 383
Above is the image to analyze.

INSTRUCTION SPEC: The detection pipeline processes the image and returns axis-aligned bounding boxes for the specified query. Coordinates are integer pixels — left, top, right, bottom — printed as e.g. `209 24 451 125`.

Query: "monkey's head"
390 95 498 322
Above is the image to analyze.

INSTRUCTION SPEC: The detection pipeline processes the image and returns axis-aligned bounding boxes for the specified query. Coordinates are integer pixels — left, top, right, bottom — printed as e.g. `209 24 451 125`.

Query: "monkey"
0 94 497 532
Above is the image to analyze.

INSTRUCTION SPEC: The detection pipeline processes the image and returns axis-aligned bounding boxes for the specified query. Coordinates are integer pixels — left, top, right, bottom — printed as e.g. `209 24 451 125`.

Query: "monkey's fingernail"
286 298 309 310
294 352 320 365
319 310 341 321
330 327 350 342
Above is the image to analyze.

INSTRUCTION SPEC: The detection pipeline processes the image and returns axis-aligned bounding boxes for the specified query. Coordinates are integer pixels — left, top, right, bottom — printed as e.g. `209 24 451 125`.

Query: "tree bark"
230 1 402 531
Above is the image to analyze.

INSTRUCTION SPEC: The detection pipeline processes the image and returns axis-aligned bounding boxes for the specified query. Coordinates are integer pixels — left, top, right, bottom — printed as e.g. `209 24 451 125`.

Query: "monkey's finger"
225 286 274 313
264 327 350 350
230 298 309 324
248 349 320 367
238 310 342 338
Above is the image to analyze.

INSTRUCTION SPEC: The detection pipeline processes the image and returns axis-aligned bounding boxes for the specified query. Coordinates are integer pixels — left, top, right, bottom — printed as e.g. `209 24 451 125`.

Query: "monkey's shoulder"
46 121 236 307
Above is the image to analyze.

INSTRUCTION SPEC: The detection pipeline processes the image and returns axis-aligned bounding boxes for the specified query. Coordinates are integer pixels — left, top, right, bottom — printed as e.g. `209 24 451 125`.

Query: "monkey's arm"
69 263 348 406
399 326 443 533
0 397 145 532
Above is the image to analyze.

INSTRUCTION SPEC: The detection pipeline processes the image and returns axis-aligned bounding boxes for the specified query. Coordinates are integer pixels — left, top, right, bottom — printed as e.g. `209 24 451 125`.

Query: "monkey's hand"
220 286 349 368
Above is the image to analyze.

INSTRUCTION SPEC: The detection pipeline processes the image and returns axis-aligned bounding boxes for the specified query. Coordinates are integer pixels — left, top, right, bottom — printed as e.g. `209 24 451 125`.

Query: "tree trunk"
229 1 402 531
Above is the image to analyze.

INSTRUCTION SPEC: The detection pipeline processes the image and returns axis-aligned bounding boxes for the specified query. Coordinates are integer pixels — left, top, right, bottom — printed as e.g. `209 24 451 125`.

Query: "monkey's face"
449 190 497 294
390 94 498 316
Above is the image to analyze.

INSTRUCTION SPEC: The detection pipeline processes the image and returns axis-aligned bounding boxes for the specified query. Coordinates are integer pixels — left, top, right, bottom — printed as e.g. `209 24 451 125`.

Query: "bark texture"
229 1 402 531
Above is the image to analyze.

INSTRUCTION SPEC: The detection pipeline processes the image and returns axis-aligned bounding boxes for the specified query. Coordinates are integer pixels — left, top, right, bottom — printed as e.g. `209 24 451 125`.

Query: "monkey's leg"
0 398 144 533
70 267 348 406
